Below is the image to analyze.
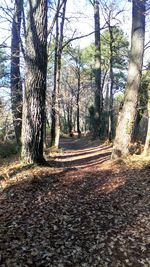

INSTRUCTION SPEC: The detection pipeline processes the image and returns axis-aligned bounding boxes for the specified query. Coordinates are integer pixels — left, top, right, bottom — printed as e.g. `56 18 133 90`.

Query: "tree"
10 0 23 146
71 47 82 138
21 0 48 164
51 0 67 148
143 82 150 155
112 0 146 159
101 26 129 140
90 0 102 138
80 27 128 139
142 67 150 155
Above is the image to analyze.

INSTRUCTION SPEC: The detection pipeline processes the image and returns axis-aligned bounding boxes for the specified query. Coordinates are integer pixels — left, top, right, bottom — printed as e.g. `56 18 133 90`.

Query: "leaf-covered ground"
0 138 150 267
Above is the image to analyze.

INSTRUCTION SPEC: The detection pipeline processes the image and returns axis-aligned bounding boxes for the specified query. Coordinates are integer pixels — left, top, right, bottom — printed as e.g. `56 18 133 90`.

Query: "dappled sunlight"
0 164 63 191
62 144 112 155
52 142 112 169
98 176 125 193
55 146 111 162
1 138 150 266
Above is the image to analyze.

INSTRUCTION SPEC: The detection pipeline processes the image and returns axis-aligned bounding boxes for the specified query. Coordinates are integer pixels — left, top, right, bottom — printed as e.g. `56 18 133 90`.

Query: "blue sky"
0 0 132 49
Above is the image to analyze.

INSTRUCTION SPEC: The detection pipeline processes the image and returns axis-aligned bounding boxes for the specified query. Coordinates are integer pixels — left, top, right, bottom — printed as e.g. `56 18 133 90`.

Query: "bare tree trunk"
67 104 73 136
51 0 67 148
93 0 102 137
77 60 81 138
21 0 47 164
108 25 114 141
11 0 23 146
112 0 145 159
143 86 150 155
51 13 60 148
77 100 81 138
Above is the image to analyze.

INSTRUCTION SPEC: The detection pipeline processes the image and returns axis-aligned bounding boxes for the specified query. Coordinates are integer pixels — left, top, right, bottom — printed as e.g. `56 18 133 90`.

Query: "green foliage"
81 26 129 72
115 93 124 103
0 49 7 79
101 26 129 70
81 44 95 66
140 67 150 114
80 26 129 93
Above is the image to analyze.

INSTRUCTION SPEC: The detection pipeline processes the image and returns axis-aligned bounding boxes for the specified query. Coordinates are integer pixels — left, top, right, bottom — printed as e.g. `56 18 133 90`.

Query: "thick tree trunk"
112 0 145 159
51 0 67 148
11 0 23 146
21 0 47 164
93 0 102 137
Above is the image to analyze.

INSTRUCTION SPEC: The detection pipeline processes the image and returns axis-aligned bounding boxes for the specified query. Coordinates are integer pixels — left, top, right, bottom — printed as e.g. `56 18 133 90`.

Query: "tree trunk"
108 25 114 141
51 0 67 148
132 111 142 141
11 0 23 146
67 101 73 136
112 0 145 159
77 103 81 138
21 0 47 164
93 0 102 137
51 14 60 148
77 60 81 138
143 86 150 155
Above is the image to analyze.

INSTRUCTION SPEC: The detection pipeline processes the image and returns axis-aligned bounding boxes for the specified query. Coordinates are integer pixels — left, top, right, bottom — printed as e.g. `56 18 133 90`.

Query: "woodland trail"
0 138 150 267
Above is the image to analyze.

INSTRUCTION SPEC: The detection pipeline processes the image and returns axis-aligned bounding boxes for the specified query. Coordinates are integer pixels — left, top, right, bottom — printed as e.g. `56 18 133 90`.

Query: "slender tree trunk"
143 86 150 155
108 25 114 141
112 0 145 159
77 63 81 138
11 0 23 146
21 0 47 164
67 104 73 136
51 0 67 148
51 14 60 148
77 101 81 138
93 0 102 137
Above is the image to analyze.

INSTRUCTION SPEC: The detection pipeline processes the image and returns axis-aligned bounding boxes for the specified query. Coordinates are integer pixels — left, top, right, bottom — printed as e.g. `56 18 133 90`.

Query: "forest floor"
0 137 150 267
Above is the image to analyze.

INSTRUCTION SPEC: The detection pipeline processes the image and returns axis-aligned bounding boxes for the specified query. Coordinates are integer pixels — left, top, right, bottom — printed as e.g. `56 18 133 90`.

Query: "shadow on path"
50 138 112 169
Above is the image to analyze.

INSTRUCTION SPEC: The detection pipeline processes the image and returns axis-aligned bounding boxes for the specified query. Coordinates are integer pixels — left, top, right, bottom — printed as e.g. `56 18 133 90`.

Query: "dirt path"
0 138 150 267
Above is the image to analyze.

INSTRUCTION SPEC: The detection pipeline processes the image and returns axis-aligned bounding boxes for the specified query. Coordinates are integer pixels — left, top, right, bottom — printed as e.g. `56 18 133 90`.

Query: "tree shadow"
53 151 111 168
0 139 111 182
54 145 112 159
1 160 150 266
49 138 112 169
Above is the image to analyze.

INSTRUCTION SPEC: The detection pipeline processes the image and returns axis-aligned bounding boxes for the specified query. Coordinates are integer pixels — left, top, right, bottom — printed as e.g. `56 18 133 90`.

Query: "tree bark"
108 25 114 141
143 85 150 155
21 0 47 164
67 104 73 136
51 0 67 148
77 54 81 138
51 12 60 148
11 0 23 146
93 0 103 137
112 0 145 159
